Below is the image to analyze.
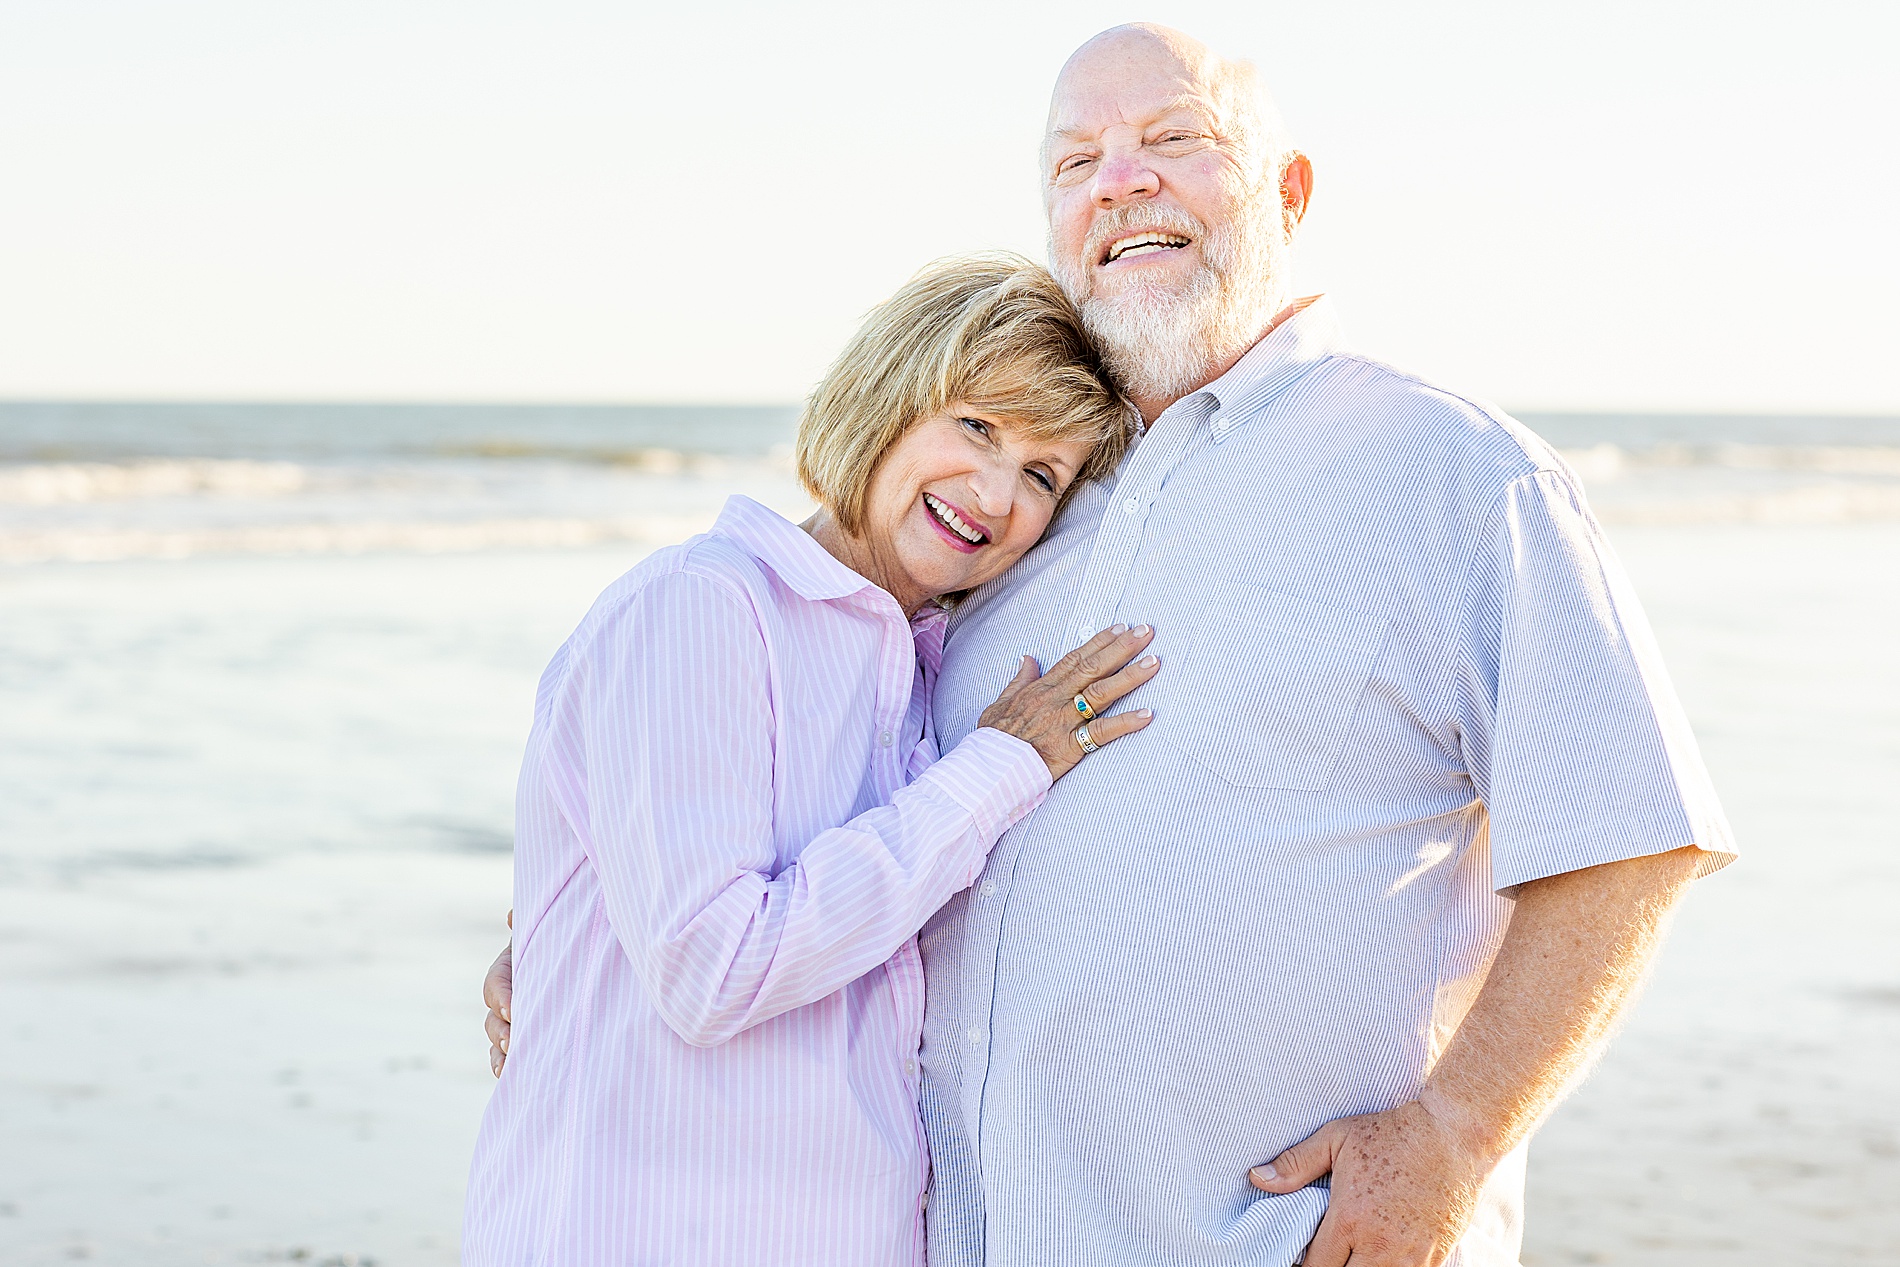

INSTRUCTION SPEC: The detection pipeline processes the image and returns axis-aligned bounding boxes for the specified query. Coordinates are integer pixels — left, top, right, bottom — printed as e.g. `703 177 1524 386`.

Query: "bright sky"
1 1 1894 411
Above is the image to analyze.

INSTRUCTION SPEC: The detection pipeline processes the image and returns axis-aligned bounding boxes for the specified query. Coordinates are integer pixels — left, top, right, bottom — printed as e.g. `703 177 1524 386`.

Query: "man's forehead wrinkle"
1047 94 1223 145
1045 69 1226 140
1049 25 1249 141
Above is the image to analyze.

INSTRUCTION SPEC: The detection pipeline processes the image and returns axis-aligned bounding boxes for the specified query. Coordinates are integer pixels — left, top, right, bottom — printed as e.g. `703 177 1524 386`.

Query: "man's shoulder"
1294 351 1571 492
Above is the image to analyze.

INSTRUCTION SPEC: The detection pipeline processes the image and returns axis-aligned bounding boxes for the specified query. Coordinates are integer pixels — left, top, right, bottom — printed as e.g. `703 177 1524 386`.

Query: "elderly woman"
463 255 1157 1265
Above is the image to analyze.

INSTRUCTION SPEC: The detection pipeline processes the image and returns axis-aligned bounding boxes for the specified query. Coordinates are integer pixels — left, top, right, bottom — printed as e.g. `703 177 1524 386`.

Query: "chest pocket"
1160 584 1389 791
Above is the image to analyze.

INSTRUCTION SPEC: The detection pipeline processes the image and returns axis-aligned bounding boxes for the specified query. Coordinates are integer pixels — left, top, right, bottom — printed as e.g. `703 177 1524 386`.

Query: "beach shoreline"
2 518 1896 1265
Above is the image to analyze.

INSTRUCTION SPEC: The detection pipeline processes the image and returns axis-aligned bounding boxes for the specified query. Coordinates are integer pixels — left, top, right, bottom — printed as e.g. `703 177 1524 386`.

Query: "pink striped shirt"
464 495 1051 1266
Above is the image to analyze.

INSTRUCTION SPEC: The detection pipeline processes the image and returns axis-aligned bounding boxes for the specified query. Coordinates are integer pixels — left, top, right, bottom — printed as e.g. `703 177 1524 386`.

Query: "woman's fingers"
1004 655 1041 697
1078 706 1153 749
1051 624 1152 688
1078 652 1160 713
485 1007 511 1053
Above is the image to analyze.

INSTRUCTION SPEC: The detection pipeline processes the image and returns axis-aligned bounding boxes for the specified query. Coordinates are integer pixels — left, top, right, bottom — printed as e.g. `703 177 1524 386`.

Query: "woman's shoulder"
569 532 775 653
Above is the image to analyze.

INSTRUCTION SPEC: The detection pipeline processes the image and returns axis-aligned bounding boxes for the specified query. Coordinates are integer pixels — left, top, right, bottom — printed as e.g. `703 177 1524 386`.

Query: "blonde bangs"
797 253 1132 533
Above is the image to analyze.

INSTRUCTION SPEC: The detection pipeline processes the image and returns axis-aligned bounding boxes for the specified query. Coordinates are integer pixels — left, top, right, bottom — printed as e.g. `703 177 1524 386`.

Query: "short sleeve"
1454 469 1737 893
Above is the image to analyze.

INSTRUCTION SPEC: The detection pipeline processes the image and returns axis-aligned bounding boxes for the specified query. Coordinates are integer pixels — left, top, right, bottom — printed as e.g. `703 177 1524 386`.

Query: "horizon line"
4 399 1899 421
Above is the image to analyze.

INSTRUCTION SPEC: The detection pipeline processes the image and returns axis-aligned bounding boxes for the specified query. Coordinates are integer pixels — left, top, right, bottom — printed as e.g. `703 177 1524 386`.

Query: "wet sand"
1 524 1896 1265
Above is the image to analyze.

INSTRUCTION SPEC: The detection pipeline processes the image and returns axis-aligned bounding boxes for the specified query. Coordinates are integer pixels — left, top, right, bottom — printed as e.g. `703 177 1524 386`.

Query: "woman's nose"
969 464 1015 517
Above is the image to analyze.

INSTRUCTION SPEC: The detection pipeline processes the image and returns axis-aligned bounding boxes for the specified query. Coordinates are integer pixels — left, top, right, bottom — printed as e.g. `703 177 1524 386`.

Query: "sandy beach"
1 461 1897 1264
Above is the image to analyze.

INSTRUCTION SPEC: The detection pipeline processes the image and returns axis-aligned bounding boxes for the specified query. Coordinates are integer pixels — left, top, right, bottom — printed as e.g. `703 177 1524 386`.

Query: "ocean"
1 404 1896 1265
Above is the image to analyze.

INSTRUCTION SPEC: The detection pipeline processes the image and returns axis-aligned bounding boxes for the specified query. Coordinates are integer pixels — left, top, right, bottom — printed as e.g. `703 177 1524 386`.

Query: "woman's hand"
484 913 512 1077
977 624 1159 780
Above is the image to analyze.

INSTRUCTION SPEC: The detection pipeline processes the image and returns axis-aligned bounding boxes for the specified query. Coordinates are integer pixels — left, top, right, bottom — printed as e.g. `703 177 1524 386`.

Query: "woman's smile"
807 405 1096 614
921 492 991 553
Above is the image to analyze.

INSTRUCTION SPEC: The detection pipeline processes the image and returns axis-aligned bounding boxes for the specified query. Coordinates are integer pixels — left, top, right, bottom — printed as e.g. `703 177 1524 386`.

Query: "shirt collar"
710 496 952 649
1162 294 1346 434
710 495 879 603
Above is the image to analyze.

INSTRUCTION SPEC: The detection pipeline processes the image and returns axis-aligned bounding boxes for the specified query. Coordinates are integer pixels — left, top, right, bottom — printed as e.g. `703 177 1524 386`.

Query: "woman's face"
852 405 1096 612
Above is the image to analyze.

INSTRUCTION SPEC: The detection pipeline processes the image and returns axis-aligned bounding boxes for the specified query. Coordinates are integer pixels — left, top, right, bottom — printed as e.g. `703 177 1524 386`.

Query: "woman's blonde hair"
797 253 1133 534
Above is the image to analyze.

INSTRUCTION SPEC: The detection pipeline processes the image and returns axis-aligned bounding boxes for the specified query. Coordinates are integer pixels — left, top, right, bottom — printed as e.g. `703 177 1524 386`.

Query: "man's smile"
1103 231 1192 264
923 491 990 550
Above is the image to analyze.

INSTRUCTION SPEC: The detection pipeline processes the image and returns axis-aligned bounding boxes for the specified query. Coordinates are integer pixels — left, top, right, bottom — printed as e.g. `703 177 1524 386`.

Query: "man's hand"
1246 845 1704 1266
484 912 513 1077
1250 1101 1486 1267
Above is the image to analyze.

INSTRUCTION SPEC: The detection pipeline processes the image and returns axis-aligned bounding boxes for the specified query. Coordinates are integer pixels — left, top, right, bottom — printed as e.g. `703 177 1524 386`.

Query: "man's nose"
1092 152 1159 208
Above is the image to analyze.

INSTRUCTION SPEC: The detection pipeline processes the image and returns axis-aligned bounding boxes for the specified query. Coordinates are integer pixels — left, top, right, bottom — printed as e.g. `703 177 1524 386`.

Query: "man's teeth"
1107 232 1190 262
924 493 985 545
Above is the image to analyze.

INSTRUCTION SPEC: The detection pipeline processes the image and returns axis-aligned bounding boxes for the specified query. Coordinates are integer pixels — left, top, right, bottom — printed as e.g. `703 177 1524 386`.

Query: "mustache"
1081 202 1208 267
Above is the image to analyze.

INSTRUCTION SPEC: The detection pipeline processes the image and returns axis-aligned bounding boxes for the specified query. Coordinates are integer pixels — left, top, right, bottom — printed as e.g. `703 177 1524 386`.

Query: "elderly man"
486 23 1735 1266
913 25 1733 1267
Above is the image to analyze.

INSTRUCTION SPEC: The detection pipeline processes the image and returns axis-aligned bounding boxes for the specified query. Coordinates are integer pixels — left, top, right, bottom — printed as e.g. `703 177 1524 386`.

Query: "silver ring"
1074 723 1099 754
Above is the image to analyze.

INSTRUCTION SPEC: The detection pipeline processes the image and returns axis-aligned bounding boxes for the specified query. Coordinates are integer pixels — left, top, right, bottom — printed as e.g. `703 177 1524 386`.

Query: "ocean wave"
1559 444 1900 479
0 515 720 564
4 442 1898 564
1588 484 1900 525
0 459 308 504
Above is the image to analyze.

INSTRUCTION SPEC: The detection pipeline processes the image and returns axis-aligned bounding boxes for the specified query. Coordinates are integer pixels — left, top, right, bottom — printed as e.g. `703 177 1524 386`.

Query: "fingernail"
1110 623 1128 635
1133 624 1152 636
499 1035 509 1053
1250 1164 1277 1182
1137 708 1153 719
491 1051 502 1076
1138 655 1158 668
500 1005 510 1022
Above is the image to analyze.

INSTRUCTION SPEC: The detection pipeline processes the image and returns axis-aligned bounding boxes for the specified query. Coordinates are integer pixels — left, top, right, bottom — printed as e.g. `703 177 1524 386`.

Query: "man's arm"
1249 844 1703 1267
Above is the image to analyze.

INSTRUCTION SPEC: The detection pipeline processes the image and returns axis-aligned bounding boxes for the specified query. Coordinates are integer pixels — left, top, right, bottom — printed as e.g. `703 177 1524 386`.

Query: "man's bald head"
1045 24 1288 185
1037 24 1311 415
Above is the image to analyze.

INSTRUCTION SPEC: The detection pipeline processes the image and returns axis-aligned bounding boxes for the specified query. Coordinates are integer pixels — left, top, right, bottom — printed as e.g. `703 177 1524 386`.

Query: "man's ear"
1281 152 1314 235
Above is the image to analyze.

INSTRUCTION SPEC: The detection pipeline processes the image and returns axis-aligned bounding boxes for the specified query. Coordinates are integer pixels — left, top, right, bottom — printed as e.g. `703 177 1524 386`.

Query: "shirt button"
904 1059 916 1076
979 881 996 898
878 730 894 747
965 1026 983 1044
1213 414 1228 432
1123 497 1140 514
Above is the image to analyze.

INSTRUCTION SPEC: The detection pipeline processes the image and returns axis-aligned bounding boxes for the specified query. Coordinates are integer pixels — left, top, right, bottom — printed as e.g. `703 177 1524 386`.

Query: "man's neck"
1128 297 1314 426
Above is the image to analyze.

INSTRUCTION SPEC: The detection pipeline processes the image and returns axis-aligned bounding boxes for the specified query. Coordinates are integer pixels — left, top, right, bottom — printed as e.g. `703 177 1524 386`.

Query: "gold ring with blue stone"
1073 693 1097 722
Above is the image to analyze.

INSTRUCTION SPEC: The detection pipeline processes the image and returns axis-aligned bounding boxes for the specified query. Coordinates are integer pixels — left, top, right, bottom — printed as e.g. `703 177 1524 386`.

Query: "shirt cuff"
919 726 1052 843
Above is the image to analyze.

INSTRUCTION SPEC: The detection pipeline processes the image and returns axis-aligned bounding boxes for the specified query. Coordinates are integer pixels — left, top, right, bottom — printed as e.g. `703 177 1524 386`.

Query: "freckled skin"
1041 23 1714 1267
1250 845 1703 1267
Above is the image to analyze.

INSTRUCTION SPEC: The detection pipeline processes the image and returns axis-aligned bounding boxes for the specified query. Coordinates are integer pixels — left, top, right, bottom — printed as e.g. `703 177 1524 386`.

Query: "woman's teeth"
924 493 986 545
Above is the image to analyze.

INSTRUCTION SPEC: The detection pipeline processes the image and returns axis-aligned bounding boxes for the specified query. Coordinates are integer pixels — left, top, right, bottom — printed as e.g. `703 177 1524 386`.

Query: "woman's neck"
801 509 932 618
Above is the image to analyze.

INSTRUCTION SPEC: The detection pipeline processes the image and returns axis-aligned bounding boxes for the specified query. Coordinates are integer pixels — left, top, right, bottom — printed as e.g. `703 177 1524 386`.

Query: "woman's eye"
1026 468 1055 493
959 417 991 439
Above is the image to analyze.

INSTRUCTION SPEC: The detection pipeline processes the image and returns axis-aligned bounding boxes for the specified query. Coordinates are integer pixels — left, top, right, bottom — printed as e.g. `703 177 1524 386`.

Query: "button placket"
1063 405 1200 640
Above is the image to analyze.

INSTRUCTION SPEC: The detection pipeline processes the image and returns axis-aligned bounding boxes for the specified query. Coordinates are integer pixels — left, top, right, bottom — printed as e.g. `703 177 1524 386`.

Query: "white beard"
1056 181 1291 403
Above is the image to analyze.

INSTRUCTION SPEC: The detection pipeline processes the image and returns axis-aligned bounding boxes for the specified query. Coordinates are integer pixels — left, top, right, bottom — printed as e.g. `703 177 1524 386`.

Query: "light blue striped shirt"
919 297 1736 1267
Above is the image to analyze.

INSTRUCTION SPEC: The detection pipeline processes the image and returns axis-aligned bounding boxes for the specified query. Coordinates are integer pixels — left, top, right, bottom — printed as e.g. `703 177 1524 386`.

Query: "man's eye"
1059 155 1095 174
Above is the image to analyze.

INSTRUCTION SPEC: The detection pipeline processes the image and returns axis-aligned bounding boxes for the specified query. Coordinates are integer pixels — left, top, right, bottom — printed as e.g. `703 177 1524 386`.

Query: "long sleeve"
556 569 1048 1048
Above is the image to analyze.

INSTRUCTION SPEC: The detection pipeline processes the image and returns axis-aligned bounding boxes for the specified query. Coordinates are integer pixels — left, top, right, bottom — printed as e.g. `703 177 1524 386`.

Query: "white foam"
0 459 308 504
0 514 720 564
